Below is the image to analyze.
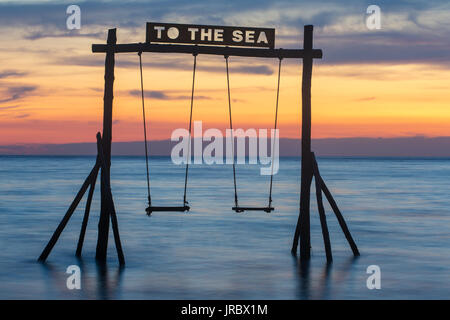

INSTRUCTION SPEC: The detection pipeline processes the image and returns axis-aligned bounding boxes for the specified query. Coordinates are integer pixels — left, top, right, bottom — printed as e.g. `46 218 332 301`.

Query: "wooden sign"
146 22 275 48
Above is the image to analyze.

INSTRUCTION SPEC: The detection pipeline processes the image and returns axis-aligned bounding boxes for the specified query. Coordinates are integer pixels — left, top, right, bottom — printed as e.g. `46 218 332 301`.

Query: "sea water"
0 156 449 299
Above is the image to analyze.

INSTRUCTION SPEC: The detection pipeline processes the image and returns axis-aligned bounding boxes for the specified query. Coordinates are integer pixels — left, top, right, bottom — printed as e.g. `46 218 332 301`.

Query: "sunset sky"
0 0 449 144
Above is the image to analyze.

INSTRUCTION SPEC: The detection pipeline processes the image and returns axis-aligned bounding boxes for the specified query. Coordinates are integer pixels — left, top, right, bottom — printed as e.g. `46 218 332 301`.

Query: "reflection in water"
318 261 332 299
293 257 311 300
40 262 68 295
292 255 359 299
39 259 124 299
334 256 359 284
96 261 124 299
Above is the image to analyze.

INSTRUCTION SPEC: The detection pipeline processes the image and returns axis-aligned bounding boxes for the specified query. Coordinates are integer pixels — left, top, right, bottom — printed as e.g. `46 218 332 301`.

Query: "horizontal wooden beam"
92 42 322 59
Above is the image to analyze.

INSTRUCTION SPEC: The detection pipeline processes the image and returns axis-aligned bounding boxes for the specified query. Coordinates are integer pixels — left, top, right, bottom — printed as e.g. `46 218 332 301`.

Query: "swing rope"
138 51 151 208
139 52 195 214
183 53 198 206
268 57 283 208
225 56 239 209
225 56 282 212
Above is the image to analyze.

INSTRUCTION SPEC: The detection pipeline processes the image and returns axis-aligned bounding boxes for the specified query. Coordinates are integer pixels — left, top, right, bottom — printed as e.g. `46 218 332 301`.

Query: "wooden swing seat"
232 206 274 213
146 205 190 215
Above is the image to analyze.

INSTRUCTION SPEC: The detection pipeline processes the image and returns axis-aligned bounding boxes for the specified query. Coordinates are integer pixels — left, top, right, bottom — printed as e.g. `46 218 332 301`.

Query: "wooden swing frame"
37 24 358 265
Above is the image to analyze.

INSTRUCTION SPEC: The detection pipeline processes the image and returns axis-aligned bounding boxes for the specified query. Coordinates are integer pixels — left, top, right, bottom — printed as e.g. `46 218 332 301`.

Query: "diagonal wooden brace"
76 158 100 257
311 153 333 262
312 154 360 257
38 161 100 262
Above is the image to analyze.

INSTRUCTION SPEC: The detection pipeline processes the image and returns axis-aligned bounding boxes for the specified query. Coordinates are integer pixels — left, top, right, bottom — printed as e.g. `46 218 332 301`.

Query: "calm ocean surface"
0 156 449 299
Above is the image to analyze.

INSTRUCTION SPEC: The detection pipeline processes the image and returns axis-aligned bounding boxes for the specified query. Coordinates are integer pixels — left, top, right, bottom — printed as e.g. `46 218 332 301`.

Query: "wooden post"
96 133 125 265
292 25 314 259
96 28 116 262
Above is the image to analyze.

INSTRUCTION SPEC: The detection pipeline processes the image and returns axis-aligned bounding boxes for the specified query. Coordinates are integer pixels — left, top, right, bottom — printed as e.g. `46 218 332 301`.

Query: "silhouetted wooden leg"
38 162 100 262
98 175 125 265
96 132 125 265
292 167 313 256
108 197 125 265
76 163 99 257
292 26 315 258
318 170 360 257
311 153 332 262
96 28 116 262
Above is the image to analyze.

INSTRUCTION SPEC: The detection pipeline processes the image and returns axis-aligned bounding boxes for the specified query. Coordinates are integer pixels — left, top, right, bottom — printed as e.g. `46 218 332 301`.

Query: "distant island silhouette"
2 136 450 157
